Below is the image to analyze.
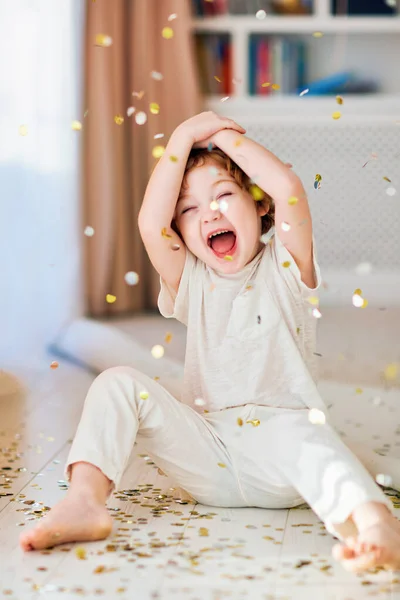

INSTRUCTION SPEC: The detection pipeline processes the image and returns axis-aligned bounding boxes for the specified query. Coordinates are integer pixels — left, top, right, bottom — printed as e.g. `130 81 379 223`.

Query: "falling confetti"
150 103 160 115
95 34 112 47
355 387 363 394
271 84 280 90
165 332 172 343
71 121 82 131
124 271 139 285
307 296 319 306
361 153 378 168
139 390 149 400
50 361 59 370
132 90 145 99
308 408 326 425
312 308 322 319
256 9 267 19
151 71 163 81
249 184 264 201
162 27 174 39
199 528 209 536
313 31 323 37
220 96 230 102
288 196 298 205
210 200 219 211
114 115 124 125
281 222 291 232
219 199 229 213
386 187 396 196
127 107 135 117
332 111 341 120
237 418 243 426
106 294 116 304
384 363 399 381
169 155 178 162
299 89 309 97
217 463 226 468
282 261 291 268
135 111 147 125
154 133 164 139
194 398 205 406
152 145 165 158
214 76 222 83
151 345 164 359
336 95 343 105
168 13 177 21
84 226 94 237
19 125 28 136
161 227 172 239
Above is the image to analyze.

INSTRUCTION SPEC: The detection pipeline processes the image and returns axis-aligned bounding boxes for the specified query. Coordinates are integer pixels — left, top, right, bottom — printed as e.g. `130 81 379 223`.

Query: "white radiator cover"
242 119 400 306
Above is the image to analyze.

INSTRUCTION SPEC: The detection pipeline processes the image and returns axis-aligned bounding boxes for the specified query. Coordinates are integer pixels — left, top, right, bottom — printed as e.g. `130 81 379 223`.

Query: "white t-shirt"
158 228 328 415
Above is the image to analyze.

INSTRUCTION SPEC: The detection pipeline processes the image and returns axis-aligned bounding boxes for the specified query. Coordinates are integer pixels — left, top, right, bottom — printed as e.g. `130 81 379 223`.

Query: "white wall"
0 1 86 367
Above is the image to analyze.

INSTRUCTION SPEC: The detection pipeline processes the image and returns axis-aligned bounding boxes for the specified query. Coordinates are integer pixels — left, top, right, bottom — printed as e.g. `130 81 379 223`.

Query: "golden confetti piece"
218 463 227 468
214 76 221 83
161 227 172 239
84 226 94 237
288 196 298 206
106 294 116 304
149 102 160 115
94 565 106 574
139 390 149 400
354 288 362 296
307 296 319 306
355 387 363 394
210 200 219 211
151 345 164 359
376 473 393 487
169 155 178 162
132 90 145 99
237 418 243 427
361 298 368 308
249 184 264 201
383 176 391 183
152 145 165 159
332 111 341 120
135 111 147 125
124 271 139 285
246 419 260 427
165 332 172 344
50 361 59 370
19 124 28 136
114 114 124 125
261 82 271 88
313 31 323 37
199 528 209 536
384 363 399 381
162 27 174 39
71 120 82 131
281 221 291 232
95 34 113 47
271 84 280 90
234 138 242 147
308 408 326 425
224 255 233 261
75 547 87 559
315 173 322 182
336 95 343 105
282 261 291 268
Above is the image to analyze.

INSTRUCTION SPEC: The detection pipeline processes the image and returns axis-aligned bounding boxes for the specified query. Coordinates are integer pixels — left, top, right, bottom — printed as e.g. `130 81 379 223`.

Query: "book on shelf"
191 0 313 17
195 34 232 94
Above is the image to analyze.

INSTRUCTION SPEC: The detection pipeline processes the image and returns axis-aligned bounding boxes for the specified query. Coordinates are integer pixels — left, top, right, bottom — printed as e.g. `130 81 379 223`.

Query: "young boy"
20 112 400 575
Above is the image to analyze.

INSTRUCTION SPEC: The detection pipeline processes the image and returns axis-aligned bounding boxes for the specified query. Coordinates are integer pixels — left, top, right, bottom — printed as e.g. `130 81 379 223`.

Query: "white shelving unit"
191 0 400 118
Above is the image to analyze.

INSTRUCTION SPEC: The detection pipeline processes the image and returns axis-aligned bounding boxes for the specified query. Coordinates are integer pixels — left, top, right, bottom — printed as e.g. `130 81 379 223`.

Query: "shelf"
192 15 400 34
204 93 400 119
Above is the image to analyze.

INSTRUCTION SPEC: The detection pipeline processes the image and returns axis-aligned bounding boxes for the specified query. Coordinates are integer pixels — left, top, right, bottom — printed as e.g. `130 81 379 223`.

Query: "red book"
222 39 232 94
257 39 271 96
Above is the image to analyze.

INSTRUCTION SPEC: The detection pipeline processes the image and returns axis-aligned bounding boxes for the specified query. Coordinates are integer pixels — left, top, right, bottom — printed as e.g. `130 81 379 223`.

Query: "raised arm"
210 128 315 288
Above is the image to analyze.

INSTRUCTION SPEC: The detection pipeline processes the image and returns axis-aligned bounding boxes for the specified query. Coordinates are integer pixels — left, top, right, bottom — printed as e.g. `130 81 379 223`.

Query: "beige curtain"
83 0 202 317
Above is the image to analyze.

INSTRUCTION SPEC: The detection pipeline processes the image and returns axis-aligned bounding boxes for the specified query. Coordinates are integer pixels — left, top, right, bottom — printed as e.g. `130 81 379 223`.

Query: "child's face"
173 161 268 273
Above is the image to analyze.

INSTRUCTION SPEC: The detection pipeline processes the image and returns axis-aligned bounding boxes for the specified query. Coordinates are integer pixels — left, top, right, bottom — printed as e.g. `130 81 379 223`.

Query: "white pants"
65 366 397 542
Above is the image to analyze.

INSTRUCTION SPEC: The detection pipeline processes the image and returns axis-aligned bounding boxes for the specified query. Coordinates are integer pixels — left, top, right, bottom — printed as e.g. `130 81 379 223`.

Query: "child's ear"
256 196 270 217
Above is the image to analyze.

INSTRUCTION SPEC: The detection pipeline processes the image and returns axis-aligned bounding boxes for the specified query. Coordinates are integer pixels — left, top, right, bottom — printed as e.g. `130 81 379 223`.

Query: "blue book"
248 36 257 95
297 71 354 95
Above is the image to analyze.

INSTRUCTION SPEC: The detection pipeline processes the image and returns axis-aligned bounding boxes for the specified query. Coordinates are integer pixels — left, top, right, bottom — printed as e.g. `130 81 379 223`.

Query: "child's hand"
175 111 246 147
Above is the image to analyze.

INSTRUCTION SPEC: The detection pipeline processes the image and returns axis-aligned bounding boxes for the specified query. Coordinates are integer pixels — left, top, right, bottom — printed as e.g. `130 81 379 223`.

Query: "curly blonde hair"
171 147 275 236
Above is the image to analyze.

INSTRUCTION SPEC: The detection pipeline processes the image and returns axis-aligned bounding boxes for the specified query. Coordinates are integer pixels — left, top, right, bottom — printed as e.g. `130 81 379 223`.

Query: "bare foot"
19 493 113 551
332 517 400 573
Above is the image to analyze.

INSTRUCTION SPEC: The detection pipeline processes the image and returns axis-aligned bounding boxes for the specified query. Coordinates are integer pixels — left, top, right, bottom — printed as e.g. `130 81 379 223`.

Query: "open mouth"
207 229 238 258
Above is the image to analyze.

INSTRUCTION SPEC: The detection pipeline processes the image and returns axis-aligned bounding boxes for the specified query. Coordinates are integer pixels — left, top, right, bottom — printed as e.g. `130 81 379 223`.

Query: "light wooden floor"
1 358 400 600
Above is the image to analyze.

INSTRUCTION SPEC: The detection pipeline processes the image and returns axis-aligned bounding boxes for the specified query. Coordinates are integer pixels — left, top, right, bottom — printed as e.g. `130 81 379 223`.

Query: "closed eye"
217 192 232 199
181 206 194 215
